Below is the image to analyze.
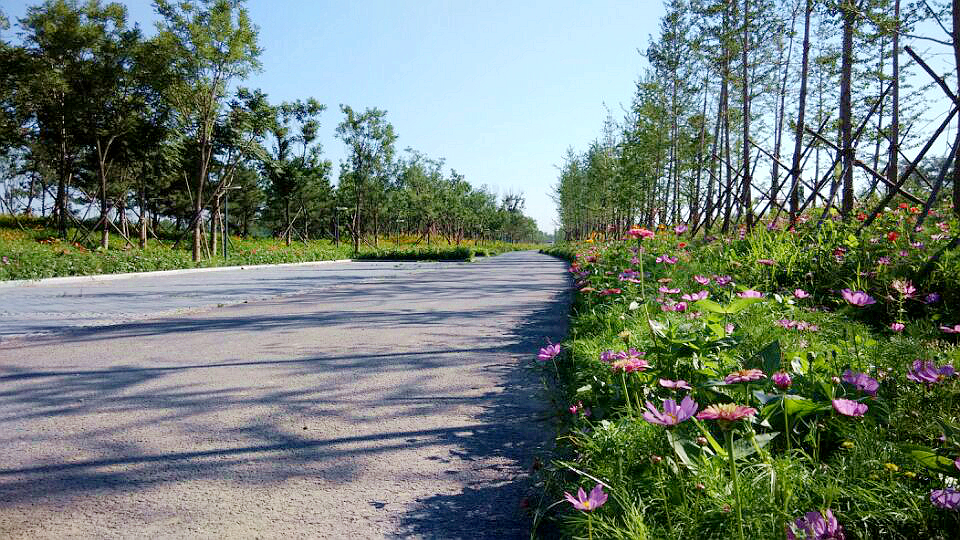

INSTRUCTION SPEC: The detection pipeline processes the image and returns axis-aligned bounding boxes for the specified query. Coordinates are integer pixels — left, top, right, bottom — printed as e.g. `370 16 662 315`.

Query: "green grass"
0 215 543 280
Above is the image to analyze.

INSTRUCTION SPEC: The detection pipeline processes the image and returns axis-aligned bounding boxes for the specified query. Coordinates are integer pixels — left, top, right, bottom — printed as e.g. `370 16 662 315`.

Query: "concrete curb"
0 259 354 288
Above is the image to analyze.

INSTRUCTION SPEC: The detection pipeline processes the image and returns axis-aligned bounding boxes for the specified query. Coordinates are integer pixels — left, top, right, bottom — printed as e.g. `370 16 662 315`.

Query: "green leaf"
694 299 728 314
731 432 779 459
900 444 960 478
666 430 703 472
726 296 763 313
576 384 593 394
759 340 781 373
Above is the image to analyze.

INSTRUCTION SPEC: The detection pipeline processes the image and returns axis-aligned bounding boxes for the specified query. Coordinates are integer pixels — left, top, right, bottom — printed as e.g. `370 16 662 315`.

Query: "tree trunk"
741 0 754 228
840 0 856 216
888 0 900 198
953 0 960 217
789 0 812 222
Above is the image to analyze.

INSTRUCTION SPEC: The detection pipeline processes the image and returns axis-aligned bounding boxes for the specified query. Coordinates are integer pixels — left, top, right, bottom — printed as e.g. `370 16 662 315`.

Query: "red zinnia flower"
886 231 899 242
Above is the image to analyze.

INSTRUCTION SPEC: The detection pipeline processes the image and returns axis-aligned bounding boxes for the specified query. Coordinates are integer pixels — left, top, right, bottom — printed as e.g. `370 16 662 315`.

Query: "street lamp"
223 186 242 258
335 206 349 247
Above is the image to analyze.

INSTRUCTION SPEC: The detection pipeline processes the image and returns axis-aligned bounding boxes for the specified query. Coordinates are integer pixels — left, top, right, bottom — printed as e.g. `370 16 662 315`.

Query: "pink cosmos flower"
628 227 655 240
840 289 876 307
940 324 960 334
564 483 608 511
724 323 735 334
682 290 709 302
876 256 891 266
659 286 681 294
890 322 905 332
832 398 868 417
656 254 679 264
772 371 792 390
598 288 622 295
693 275 711 285
659 378 692 390
610 358 650 373
537 344 562 362
757 259 776 266
643 396 698 426
794 289 810 299
738 289 764 298
907 360 955 385
930 488 960 510
725 369 766 384
841 369 880 396
787 509 846 540
891 279 916 297
713 275 733 286
697 403 757 424
674 224 688 235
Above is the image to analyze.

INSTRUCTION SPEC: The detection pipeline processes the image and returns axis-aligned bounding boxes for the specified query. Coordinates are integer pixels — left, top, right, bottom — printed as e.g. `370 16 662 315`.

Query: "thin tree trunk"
840 0 856 216
953 0 960 217
789 0 812 222
741 0 754 228
888 0 900 198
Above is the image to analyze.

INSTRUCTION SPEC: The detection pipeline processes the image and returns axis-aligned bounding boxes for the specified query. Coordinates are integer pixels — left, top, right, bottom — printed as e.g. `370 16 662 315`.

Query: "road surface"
0 251 570 538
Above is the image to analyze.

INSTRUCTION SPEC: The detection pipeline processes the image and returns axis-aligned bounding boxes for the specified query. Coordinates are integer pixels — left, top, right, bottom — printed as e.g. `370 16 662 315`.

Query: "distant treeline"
0 0 545 258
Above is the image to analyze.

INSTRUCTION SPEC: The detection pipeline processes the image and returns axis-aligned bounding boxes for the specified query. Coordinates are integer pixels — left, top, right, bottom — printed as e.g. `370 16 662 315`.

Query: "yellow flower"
903 471 916 479
840 441 854 449
884 463 899 473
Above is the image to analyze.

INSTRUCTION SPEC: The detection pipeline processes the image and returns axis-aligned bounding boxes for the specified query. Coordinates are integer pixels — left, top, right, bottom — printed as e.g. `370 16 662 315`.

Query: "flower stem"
658 465 675 538
726 430 746 540
621 372 634 416
587 512 593 540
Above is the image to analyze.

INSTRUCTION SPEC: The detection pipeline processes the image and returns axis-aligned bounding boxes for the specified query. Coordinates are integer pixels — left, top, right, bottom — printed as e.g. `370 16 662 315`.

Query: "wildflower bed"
532 213 960 539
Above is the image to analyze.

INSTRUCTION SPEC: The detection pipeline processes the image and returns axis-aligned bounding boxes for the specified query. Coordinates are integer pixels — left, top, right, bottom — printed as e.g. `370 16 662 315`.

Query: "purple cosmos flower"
891 279 916 297
659 378 692 390
725 369 766 384
911 241 925 250
656 254 678 264
930 488 960 511
643 396 698 426
738 289 764 298
630 256 641 265
907 360 956 385
832 398 868 417
757 258 776 266
564 483 608 511
725 323 735 334
681 290 709 302
898 249 910 257
772 371 792 390
0 256 8 265
674 224 688 235
658 286 681 294
925 292 941 304
714 275 734 286
537 344 561 362
794 289 810 299
877 256 891 266
693 275 711 285
842 369 879 396
840 289 876 307
890 322 905 332
786 509 845 540
940 324 960 334
776 319 797 329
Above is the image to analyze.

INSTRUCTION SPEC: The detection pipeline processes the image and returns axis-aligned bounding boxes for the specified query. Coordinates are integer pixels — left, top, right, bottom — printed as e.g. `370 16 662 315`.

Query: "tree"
154 0 261 261
335 105 396 255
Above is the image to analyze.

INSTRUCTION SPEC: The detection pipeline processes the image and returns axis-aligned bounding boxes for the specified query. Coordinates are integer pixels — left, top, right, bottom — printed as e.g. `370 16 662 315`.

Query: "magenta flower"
907 360 955 385
787 509 846 540
840 289 876 307
891 279 916 297
890 322 905 332
926 293 941 304
930 488 960 511
940 324 960 334
832 398 868 417
564 483 608 511
738 289 764 298
674 224 688 235
841 369 879 396
659 378 692 390
658 286 680 294
877 256 891 266
794 289 810 299
724 369 766 384
643 396 698 426
537 344 562 362
757 258 776 266
656 254 678 264
724 323 735 334
693 275 711 285
681 290 709 302
628 227 655 240
713 275 733 286
772 371 792 390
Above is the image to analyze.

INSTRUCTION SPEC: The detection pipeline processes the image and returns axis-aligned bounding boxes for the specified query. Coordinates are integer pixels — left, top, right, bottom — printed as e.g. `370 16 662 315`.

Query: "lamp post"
335 206 349 247
395 218 405 246
223 186 242 258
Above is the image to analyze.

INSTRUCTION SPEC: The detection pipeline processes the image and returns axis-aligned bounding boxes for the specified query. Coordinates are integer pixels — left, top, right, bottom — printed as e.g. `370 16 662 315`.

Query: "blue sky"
4 0 664 232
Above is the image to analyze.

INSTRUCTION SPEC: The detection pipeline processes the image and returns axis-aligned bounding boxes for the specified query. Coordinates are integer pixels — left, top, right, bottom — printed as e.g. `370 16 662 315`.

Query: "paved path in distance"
0 251 570 539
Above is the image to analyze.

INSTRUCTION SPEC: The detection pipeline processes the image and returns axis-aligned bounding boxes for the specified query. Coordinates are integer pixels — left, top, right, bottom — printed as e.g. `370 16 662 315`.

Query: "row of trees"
0 0 543 259
554 0 960 241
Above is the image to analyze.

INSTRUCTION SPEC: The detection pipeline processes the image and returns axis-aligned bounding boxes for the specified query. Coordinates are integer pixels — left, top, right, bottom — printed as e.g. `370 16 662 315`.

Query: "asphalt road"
0 251 570 539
